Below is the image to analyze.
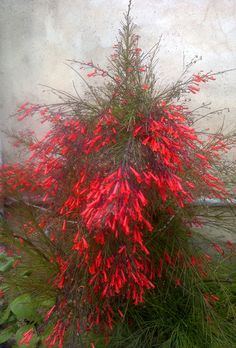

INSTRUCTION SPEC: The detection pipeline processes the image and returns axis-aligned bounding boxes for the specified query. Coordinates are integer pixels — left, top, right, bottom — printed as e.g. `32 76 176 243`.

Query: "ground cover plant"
0 1 235 347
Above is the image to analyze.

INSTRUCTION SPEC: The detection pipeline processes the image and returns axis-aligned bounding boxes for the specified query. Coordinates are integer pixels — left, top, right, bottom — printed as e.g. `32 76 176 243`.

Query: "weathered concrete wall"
0 0 236 160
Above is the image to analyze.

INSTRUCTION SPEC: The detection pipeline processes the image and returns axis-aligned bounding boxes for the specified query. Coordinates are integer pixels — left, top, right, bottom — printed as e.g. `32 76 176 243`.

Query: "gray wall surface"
0 0 236 160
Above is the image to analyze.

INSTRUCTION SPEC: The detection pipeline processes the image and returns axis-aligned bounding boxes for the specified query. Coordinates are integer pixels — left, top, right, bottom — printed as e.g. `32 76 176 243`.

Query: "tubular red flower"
19 328 34 346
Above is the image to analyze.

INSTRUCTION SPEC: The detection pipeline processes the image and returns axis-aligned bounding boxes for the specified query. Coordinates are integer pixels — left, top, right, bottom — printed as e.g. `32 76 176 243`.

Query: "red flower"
164 252 172 265
213 243 224 256
204 293 220 304
118 308 124 318
135 47 142 54
226 240 235 251
87 69 97 77
45 305 56 321
188 85 200 94
139 66 146 72
62 220 67 232
16 101 29 112
142 84 149 91
19 328 34 346
210 294 219 302
175 278 181 287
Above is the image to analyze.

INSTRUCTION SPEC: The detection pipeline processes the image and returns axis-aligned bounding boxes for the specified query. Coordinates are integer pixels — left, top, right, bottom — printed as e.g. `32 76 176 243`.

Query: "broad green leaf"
10 294 36 321
8 313 17 323
0 305 11 324
0 253 8 260
0 326 16 344
40 298 55 308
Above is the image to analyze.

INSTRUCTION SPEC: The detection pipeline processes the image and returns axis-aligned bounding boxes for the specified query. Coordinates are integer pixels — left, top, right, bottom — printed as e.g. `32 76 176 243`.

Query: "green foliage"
0 305 11 325
0 291 55 347
0 209 57 301
10 294 37 321
106 257 236 348
0 240 56 347
0 326 16 344
0 253 14 272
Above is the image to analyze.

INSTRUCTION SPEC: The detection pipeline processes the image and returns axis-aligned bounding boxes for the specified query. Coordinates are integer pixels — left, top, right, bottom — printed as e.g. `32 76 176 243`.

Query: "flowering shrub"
0 2 235 347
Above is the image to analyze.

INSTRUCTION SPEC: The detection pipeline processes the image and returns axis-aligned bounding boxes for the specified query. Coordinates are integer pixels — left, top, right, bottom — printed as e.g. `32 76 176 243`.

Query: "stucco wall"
0 0 236 161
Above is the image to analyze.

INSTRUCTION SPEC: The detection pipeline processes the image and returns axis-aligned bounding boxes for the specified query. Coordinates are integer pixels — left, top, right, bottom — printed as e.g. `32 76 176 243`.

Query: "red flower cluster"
188 72 216 94
1 74 231 347
19 328 34 346
1 17 234 343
